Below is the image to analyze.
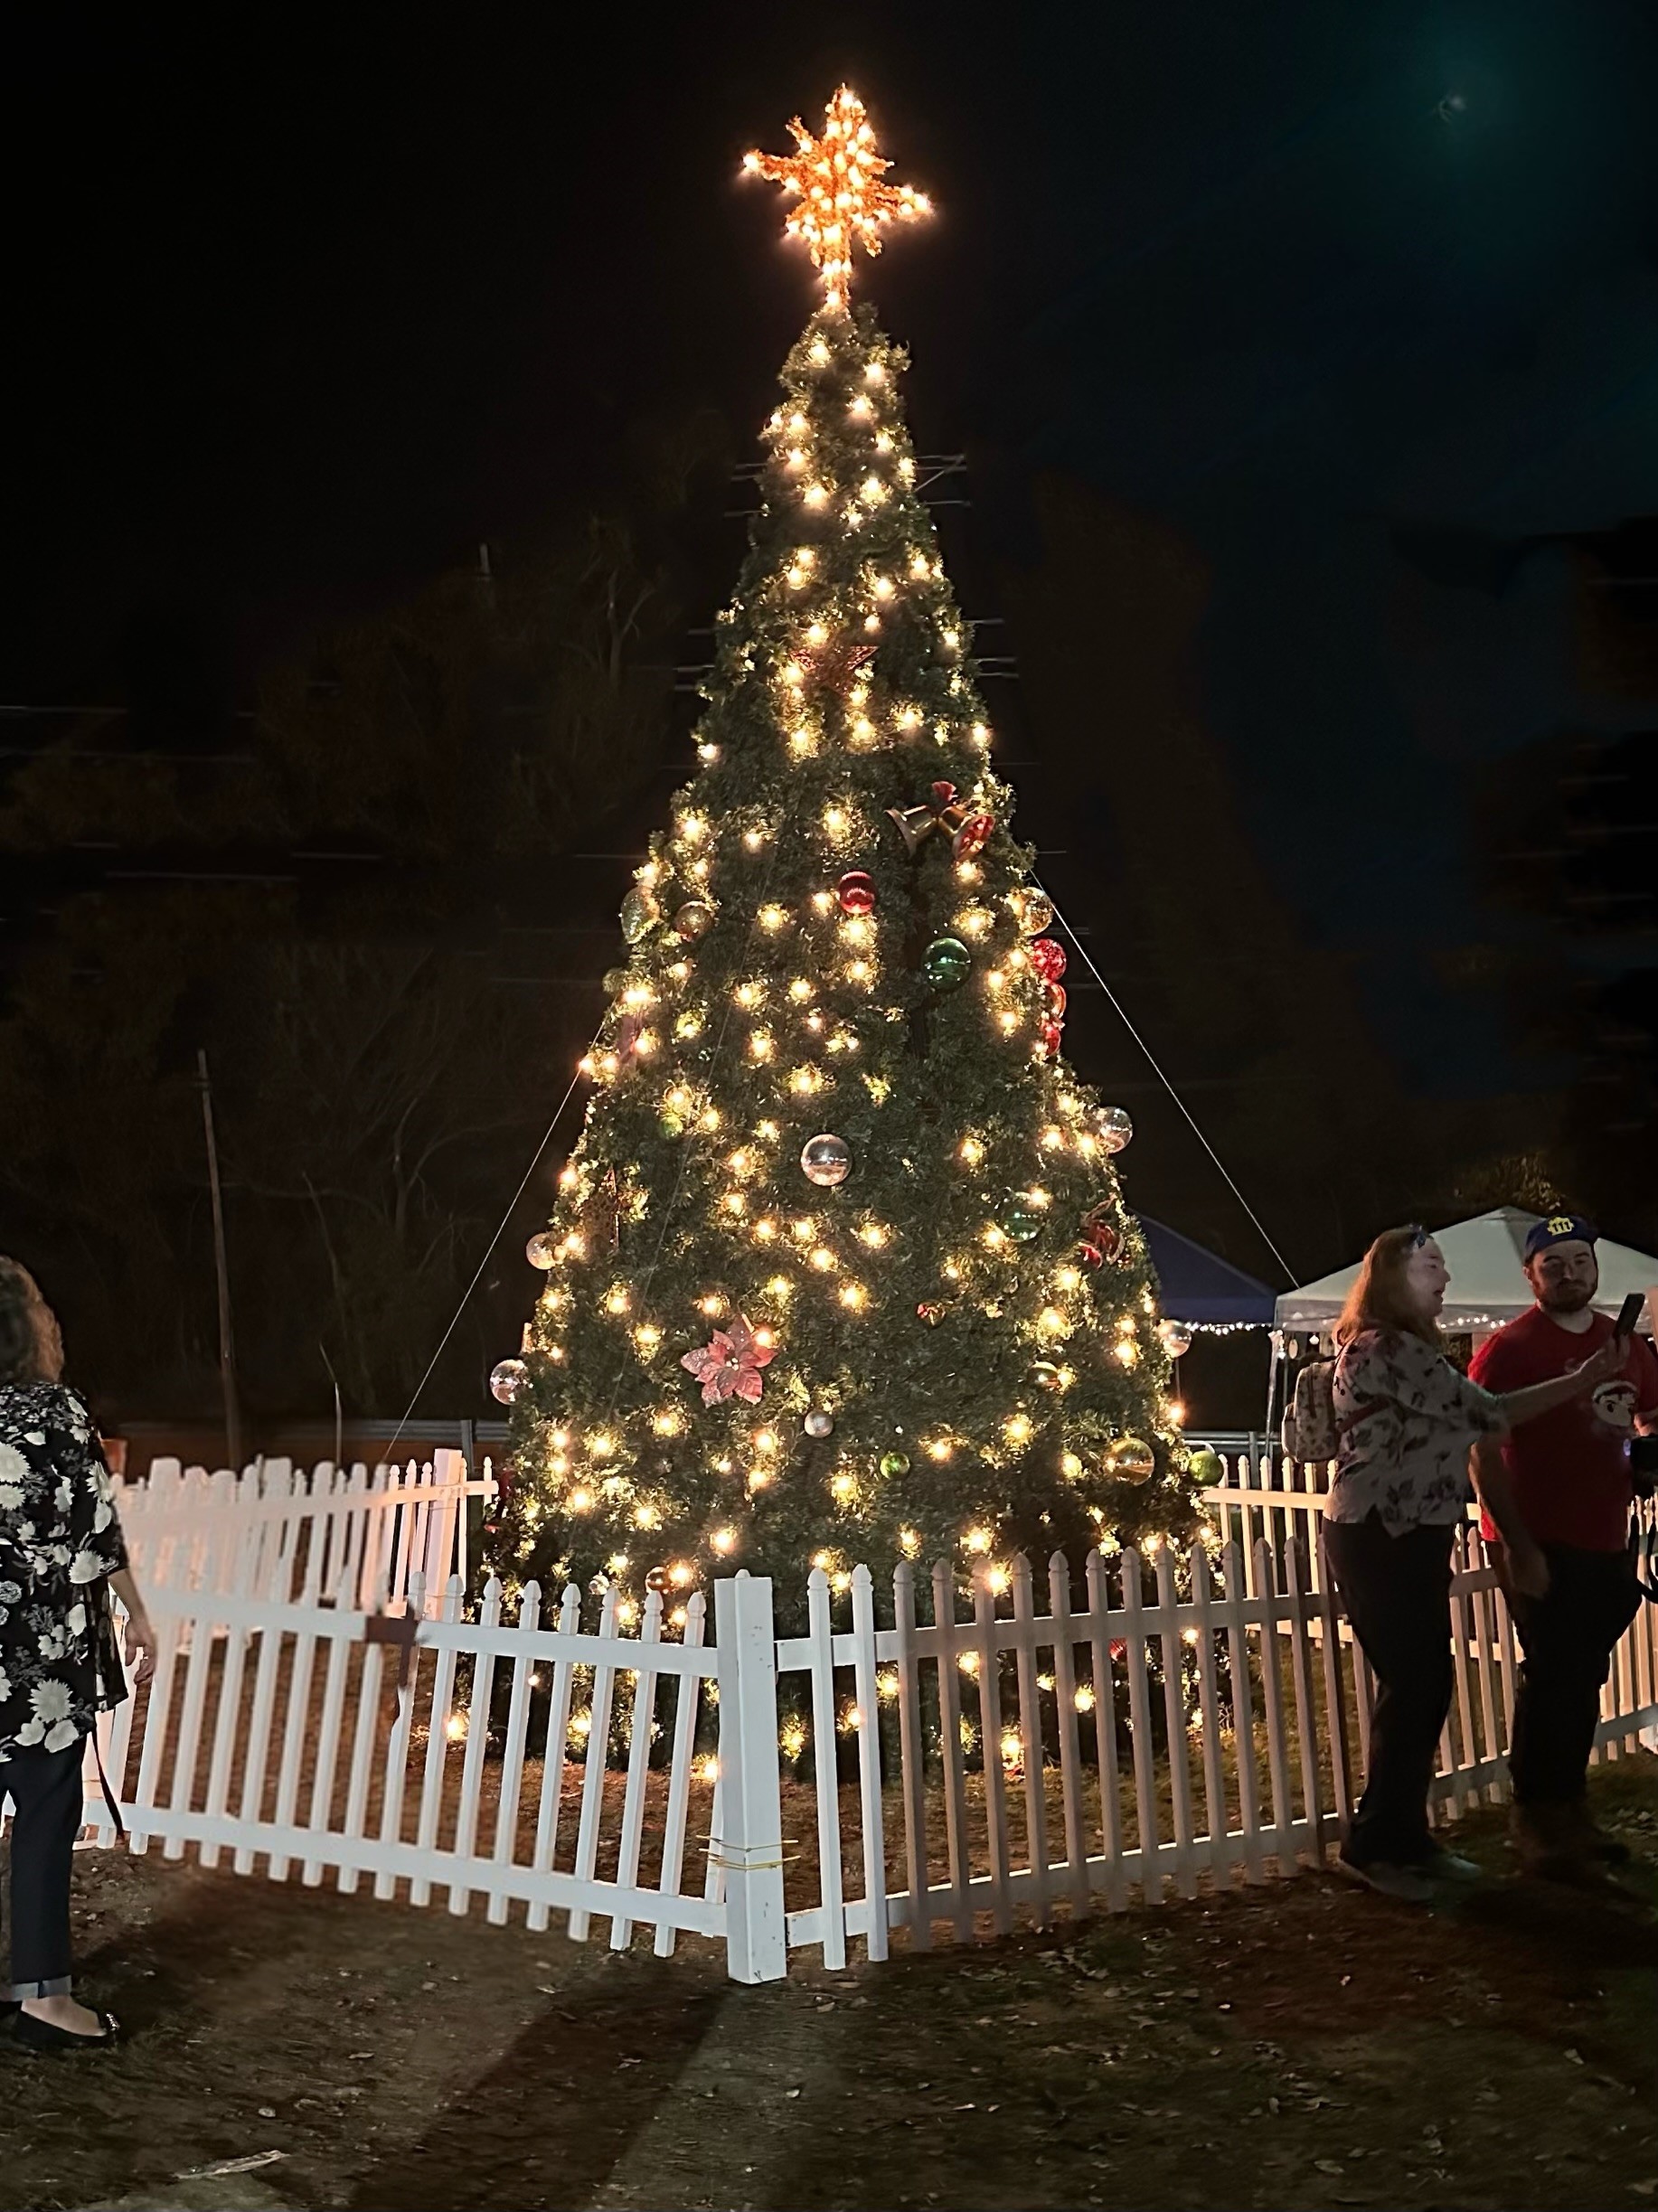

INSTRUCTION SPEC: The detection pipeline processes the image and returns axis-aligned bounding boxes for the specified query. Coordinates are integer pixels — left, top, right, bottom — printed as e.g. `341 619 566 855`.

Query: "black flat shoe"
12 2008 120 2052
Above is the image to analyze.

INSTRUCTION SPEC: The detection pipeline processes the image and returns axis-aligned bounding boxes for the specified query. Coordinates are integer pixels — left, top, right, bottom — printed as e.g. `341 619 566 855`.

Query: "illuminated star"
743 86 931 309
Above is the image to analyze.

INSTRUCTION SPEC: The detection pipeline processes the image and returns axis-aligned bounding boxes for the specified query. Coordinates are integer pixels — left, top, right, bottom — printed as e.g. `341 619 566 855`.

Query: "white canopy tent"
1275 1207 1658 1341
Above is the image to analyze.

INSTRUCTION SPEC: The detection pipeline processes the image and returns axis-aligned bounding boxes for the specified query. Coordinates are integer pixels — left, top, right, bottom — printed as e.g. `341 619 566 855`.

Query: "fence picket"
1467 1542 1503 1802
1047 1552 1091 1920
485 1582 542 1925
337 1579 391 1897
568 1586 622 1944
654 1591 708 1957
297 1567 357 1884
850 1565 890 1963
973 1570 1013 1936
526 1584 583 1935
1187 1546 1230 1886
1083 1549 1126 1908
1009 1557 1051 1929
1446 1526 1482 1813
372 1569 426 1902
447 1577 503 1915
195 1522 261 1870
1253 1539 1295 1872
1282 1538 1326 1865
1152 1548 1198 1900
1313 1524 1354 1832
931 1560 974 1943
608 1588 664 1951
408 1576 464 1908
1117 1550 1163 1902
1218 1541 1264 1885
805 1567 847 1969
891 1562 932 1953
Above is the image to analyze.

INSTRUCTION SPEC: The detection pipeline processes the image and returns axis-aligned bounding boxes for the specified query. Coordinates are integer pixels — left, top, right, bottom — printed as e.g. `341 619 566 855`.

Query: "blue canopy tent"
1139 1216 1276 1329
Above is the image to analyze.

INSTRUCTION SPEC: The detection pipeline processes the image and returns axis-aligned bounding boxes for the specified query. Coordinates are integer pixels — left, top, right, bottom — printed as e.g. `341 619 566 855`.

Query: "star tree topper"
743 86 932 310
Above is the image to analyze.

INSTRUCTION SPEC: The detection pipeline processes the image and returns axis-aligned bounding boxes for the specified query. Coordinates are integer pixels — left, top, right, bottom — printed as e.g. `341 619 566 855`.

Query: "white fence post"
715 1571 787 1985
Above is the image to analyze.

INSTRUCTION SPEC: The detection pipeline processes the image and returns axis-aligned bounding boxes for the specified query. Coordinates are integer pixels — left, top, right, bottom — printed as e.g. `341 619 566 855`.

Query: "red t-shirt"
1469 1307 1658 1551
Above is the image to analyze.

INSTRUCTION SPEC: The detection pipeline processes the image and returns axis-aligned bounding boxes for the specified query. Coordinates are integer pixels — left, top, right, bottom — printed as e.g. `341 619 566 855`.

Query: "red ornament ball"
1040 1019 1064 1058
1045 983 1067 1020
1078 1239 1104 1269
917 1300 944 1325
1029 937 1067 984
836 870 876 915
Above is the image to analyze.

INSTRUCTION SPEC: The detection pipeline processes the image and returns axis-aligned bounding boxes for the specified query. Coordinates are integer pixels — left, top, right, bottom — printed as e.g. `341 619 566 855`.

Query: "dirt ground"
5 1760 1658 2212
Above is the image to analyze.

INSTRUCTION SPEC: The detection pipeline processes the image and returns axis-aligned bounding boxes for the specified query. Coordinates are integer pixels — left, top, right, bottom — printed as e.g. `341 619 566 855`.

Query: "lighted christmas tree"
498 89 1193 1621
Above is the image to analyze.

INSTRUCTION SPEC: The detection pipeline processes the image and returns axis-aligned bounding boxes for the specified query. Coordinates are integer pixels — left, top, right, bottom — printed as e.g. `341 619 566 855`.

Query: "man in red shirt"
1469 1215 1658 1881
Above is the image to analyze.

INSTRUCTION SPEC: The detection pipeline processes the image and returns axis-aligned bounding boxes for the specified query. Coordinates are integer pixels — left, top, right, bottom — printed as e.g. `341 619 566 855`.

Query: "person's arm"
1492 1335 1625 1427
1469 1437 1550 1599
108 1566 155 1685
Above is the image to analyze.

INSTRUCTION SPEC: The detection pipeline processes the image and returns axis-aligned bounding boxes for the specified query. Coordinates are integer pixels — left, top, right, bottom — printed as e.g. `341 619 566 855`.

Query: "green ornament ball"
880 1449 911 1479
921 936 972 991
1186 1445 1222 1484
659 1109 687 1138
1001 1197 1045 1243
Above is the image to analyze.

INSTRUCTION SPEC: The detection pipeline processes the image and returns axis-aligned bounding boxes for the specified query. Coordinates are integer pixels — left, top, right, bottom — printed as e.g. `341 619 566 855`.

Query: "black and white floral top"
0 1381 130 1766
1327 1328 1508 1534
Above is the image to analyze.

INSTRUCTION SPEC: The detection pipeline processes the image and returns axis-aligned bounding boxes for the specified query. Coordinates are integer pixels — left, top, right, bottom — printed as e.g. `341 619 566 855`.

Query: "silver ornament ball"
800 1133 853 1187
489 1357 530 1406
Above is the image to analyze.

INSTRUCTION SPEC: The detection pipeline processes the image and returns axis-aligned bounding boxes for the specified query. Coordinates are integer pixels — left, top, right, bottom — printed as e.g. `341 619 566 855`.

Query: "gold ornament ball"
1106 1433 1156 1484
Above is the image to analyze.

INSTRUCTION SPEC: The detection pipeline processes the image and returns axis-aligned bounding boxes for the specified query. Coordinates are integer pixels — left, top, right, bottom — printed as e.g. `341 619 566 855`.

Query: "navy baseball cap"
1522 1214 1598 1263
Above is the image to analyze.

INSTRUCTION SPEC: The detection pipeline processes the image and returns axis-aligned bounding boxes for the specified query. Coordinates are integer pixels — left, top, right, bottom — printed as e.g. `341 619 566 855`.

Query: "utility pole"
197 1049 243 1468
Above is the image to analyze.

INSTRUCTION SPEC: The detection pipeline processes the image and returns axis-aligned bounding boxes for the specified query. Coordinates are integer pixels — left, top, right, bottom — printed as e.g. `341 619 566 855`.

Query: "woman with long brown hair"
1 1257 155 2047
1323 1225 1620 1902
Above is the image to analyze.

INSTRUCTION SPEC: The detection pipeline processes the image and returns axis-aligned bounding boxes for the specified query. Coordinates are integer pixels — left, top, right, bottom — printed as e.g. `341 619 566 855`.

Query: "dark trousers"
1503 1543 1642 1806
2 1739 85 2000
1323 1514 1455 1866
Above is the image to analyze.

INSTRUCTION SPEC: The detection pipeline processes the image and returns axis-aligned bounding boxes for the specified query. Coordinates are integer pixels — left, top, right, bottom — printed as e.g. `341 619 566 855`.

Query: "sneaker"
1335 1852 1436 1905
1417 1846 1482 1883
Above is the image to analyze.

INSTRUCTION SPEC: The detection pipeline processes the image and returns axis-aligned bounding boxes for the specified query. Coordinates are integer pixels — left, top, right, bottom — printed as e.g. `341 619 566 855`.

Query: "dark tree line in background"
2 441 1651 1436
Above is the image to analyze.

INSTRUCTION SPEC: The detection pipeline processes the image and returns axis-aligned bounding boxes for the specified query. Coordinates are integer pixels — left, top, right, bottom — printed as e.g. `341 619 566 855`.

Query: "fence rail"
35 1457 1654 1984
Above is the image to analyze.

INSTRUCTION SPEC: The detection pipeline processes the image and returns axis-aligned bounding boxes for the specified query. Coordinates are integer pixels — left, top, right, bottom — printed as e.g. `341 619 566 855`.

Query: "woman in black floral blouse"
0 1257 155 2048
1323 1226 1620 1903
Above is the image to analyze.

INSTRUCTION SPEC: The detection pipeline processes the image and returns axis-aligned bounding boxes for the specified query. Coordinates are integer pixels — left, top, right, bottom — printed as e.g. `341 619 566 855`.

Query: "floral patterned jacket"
0 1381 130 1765
1326 1328 1507 1534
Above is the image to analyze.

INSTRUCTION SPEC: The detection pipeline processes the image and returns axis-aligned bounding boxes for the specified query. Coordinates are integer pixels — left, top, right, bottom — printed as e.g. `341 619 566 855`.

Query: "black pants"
1322 1514 1455 1866
2 1739 84 2000
1503 1543 1643 1806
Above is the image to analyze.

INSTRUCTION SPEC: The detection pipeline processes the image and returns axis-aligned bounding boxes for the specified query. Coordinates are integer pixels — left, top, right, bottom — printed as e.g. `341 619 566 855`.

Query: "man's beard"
1540 1279 1597 1313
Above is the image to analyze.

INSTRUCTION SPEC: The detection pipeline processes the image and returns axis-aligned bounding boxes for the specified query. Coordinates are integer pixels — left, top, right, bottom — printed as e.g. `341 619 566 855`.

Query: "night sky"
7 4 1657 1257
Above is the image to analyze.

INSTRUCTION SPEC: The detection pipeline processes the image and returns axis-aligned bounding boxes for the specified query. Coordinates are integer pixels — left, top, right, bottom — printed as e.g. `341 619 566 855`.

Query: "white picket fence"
113 1448 492 1619
67 1473 1658 1983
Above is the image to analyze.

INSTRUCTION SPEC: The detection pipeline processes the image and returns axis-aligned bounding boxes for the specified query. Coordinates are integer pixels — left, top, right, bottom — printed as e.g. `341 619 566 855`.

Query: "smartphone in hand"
1614 1293 1646 1340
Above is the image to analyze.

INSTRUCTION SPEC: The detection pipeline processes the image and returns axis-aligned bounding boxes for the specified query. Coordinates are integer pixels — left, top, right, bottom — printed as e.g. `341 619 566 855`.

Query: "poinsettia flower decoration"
680 1314 776 1406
